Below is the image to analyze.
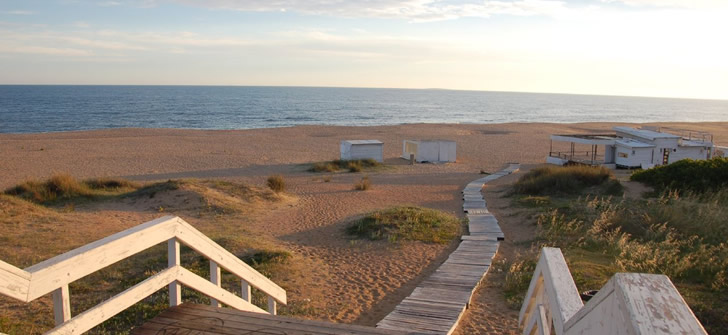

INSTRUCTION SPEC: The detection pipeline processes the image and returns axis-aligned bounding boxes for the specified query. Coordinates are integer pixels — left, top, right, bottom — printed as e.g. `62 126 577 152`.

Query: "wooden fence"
518 247 707 335
0 215 286 335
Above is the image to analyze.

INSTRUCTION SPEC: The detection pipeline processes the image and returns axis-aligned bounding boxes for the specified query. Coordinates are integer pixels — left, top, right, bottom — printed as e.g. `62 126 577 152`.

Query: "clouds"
602 0 728 9
160 0 570 21
1 10 35 15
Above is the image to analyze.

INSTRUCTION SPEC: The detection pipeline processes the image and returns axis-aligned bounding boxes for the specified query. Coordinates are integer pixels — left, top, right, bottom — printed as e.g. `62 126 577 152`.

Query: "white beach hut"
340 140 383 162
402 140 456 163
615 139 656 169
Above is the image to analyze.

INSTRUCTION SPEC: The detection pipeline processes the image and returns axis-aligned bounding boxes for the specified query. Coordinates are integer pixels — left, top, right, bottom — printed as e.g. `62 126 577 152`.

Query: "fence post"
241 279 251 303
168 238 181 306
268 296 277 315
52 284 71 326
210 261 221 307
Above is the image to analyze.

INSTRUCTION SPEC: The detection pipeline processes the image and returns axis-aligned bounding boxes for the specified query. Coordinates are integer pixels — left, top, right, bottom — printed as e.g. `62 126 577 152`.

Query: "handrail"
519 248 707 335
0 215 286 334
518 247 583 335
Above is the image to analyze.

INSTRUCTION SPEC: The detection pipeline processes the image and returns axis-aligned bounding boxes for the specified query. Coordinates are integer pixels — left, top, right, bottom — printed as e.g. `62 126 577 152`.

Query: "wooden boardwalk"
376 164 520 335
134 303 417 335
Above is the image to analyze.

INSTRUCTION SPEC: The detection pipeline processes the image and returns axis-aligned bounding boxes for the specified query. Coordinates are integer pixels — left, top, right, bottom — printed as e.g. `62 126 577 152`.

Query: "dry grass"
0 176 302 335
514 166 622 196
354 176 371 191
506 186 728 334
309 159 382 173
3 174 139 204
266 175 286 193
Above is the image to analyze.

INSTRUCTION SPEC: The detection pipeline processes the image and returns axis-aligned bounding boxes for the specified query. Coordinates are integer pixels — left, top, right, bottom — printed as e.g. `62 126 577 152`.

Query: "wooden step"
133 303 416 335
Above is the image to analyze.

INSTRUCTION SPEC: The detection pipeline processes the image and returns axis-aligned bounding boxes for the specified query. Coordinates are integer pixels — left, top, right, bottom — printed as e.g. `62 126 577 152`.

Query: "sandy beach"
1 122 727 333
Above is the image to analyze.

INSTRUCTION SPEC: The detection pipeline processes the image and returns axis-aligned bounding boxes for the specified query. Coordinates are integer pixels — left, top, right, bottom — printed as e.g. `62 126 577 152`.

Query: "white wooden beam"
174 267 266 314
47 266 179 335
52 285 71 326
26 216 178 301
241 279 251 302
173 218 286 305
0 259 31 302
167 238 181 307
210 261 221 307
268 296 277 315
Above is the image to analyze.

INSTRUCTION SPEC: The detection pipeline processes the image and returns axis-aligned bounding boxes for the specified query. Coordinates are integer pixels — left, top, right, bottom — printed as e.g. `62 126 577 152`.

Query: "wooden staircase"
134 303 416 335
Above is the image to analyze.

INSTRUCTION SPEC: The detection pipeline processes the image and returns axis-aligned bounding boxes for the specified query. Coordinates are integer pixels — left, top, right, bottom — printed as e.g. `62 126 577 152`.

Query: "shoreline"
3 120 728 136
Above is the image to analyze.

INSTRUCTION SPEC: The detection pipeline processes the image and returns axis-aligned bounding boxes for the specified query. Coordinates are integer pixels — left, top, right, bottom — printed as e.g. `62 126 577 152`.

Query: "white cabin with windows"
548 126 715 169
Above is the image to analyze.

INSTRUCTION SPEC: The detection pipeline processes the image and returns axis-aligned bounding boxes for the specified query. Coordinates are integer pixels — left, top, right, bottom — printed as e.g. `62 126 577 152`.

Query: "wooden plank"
175 267 267 314
47 266 180 335
210 260 222 307
52 285 71 326
0 259 30 302
462 201 485 208
461 235 498 241
144 304 412 335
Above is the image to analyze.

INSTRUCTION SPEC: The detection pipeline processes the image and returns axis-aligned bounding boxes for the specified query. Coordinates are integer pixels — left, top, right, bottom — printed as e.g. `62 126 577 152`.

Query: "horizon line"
1 84 726 102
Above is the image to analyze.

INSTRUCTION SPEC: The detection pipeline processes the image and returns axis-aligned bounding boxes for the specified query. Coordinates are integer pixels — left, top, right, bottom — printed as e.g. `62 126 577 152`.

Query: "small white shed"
615 139 655 168
402 140 456 163
340 140 383 162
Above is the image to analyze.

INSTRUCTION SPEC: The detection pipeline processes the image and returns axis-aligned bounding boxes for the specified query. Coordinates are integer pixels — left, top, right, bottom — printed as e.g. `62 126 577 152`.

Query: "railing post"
241 279 251 303
168 238 181 307
268 296 277 315
52 284 71 326
210 261 221 307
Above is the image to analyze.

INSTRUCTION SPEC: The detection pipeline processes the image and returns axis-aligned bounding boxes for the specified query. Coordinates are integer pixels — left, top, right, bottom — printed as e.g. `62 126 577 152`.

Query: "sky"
1 0 727 100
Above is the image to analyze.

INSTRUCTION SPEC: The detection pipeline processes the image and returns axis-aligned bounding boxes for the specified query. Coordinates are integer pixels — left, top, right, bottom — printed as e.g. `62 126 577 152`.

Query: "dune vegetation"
0 175 307 335
347 206 461 244
309 159 382 173
504 165 728 334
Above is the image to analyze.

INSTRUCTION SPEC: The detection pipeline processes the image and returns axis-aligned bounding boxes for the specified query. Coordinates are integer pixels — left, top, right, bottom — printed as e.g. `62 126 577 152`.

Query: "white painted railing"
519 247 707 335
0 215 286 335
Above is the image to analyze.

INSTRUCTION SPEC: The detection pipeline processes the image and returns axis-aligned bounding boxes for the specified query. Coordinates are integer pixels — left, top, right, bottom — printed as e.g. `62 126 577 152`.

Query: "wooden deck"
376 164 520 335
133 303 416 335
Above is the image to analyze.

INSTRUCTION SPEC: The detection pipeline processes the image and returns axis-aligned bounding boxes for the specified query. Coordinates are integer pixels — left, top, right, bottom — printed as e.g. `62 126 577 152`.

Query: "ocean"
1 85 726 134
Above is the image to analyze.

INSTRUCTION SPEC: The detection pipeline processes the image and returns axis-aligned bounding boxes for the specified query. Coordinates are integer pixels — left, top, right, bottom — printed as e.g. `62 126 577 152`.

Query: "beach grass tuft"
354 176 371 191
347 206 461 244
4 174 139 204
514 165 622 196
267 175 286 193
309 159 381 173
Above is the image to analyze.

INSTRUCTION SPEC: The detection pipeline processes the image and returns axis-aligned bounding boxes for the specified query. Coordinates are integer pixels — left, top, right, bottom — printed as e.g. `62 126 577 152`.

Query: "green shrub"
514 166 620 196
631 157 728 193
266 175 286 193
347 206 460 244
